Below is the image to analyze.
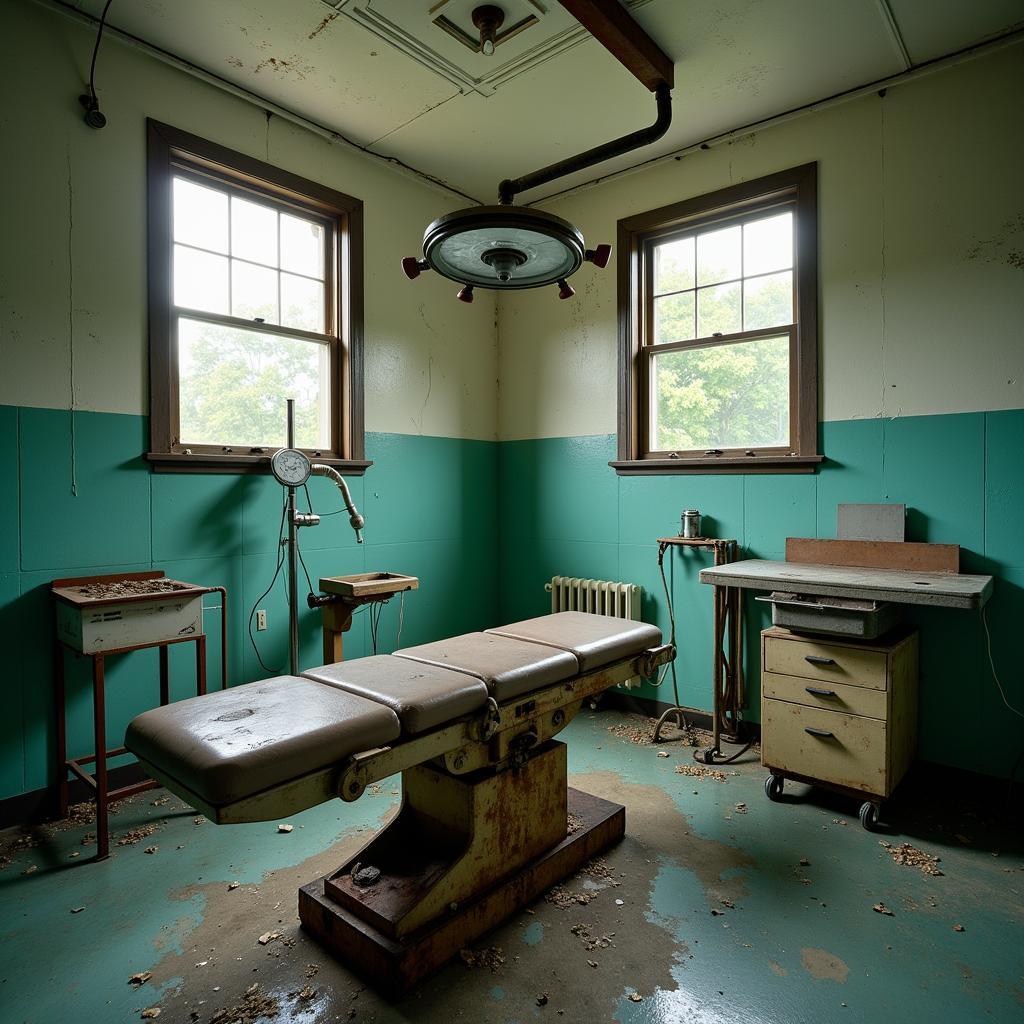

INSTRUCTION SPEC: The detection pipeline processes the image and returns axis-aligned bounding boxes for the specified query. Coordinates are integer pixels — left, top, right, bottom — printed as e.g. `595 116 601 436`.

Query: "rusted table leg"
54 641 68 819
92 655 109 861
196 634 208 696
159 645 169 706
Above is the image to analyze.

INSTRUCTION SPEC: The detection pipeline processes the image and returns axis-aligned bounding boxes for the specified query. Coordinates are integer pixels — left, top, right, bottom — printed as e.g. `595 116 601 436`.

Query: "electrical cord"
982 605 1024 720
396 589 406 650
87 1 114 105
248 495 288 674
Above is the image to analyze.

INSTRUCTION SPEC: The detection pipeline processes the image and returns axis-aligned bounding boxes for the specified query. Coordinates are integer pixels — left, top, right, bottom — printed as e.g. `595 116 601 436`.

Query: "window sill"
146 452 373 475
610 455 823 476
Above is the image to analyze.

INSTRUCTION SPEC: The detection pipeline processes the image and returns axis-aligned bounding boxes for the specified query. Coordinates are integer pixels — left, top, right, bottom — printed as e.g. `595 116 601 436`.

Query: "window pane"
232 260 279 323
744 212 792 276
173 177 228 254
697 281 741 337
231 196 277 266
744 271 793 330
697 225 741 286
653 237 694 294
178 317 329 448
281 273 324 333
653 292 695 344
174 245 228 314
651 334 790 451
280 214 324 279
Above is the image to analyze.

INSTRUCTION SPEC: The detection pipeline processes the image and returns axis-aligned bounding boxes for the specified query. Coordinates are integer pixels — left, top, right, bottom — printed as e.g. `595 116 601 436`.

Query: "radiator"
545 576 643 688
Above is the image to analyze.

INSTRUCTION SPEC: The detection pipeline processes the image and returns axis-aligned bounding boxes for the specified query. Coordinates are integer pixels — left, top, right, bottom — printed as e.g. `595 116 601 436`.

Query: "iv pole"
279 398 365 676
286 399 301 676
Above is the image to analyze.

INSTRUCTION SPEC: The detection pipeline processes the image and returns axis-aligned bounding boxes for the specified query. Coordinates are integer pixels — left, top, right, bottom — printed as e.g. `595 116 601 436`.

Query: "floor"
1 711 1021 1024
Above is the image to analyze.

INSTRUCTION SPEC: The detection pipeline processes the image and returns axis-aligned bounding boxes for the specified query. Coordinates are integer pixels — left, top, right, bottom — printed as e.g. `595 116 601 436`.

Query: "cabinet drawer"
762 671 887 720
763 634 887 691
761 698 887 795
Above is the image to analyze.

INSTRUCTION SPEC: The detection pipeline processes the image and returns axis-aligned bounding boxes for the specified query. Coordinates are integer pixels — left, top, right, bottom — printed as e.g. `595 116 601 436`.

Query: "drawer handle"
804 655 836 666
804 727 834 738
805 686 837 697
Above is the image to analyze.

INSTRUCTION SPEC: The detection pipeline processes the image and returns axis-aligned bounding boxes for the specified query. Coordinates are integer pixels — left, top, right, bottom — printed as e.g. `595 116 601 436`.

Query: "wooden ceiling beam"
557 0 674 91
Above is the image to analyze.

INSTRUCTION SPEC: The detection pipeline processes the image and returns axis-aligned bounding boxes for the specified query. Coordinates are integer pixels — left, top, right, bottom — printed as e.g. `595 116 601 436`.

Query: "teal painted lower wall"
497 411 1024 781
2 404 1022 801
0 405 498 801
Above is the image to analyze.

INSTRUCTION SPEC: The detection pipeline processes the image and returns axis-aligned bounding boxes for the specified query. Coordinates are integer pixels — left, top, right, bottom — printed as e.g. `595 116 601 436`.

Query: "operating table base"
298 786 624 994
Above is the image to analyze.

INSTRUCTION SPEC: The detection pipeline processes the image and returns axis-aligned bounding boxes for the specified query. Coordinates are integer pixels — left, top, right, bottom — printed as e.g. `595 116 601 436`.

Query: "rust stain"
309 12 339 39
800 947 849 983
769 960 787 977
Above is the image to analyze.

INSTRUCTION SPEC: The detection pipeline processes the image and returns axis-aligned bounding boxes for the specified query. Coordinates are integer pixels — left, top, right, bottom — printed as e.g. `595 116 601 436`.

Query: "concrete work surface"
1 710 1021 1023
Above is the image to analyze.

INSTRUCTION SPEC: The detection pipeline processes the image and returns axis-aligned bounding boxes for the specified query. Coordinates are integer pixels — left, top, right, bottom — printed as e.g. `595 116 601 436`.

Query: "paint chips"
879 841 944 876
872 902 894 916
128 971 152 987
277 824 294 834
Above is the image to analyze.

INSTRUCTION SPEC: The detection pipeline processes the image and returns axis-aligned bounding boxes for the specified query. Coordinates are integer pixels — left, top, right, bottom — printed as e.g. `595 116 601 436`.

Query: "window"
146 120 367 472
613 163 820 473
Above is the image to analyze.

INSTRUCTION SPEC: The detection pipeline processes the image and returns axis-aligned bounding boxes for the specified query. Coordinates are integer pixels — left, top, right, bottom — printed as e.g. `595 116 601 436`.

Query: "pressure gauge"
270 448 312 487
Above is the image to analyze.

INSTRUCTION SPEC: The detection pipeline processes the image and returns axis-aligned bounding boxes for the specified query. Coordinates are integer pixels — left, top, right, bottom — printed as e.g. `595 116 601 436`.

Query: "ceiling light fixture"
472 5 505 57
403 1 675 303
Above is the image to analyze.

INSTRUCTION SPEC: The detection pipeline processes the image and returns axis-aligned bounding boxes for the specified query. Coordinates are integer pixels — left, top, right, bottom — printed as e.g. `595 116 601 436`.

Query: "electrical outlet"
256 609 267 631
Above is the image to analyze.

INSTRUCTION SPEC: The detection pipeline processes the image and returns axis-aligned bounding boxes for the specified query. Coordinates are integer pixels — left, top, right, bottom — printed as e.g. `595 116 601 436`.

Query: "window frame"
146 119 368 474
613 162 821 475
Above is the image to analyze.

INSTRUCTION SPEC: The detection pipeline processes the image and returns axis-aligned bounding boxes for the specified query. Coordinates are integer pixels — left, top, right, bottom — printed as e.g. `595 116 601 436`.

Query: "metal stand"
52 579 228 860
285 400 301 676
655 538 747 763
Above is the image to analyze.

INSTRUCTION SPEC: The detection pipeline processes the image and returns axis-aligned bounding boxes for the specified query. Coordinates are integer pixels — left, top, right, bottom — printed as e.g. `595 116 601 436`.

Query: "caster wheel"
764 774 784 801
859 801 880 831
698 748 715 765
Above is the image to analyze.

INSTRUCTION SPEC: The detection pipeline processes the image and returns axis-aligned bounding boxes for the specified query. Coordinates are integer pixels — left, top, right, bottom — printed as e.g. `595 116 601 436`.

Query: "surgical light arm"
312 463 365 544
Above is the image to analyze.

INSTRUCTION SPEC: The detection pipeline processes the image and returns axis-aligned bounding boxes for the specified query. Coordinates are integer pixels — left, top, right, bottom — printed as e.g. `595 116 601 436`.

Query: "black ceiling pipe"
497 82 672 205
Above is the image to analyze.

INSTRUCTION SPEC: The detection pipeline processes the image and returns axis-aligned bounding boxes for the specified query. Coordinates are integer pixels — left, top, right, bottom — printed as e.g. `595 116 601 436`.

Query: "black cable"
303 481 345 516
248 495 288 674
87 1 115 104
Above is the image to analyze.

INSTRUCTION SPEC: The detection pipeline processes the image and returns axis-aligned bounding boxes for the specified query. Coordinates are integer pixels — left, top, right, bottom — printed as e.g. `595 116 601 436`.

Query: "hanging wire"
396 589 406 650
87 1 115 105
248 494 288 674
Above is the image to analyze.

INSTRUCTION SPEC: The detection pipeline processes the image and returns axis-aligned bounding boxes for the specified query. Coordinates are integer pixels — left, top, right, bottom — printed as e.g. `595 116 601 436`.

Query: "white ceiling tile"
886 0 1023 64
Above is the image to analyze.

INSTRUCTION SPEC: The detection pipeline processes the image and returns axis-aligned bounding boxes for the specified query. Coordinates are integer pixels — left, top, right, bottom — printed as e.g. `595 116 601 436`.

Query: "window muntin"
644 205 796 456
168 172 333 450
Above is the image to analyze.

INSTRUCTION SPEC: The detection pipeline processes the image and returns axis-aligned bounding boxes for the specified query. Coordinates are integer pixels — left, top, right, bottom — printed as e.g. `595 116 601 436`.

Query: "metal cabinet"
760 626 918 829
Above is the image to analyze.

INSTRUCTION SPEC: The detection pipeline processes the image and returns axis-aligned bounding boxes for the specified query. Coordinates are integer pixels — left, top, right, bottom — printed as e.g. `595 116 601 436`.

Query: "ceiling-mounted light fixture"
403 0 675 303
472 5 505 56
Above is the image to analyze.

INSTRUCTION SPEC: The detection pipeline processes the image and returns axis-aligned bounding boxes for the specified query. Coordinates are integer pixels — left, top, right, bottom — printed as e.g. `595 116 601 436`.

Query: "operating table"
126 611 672 990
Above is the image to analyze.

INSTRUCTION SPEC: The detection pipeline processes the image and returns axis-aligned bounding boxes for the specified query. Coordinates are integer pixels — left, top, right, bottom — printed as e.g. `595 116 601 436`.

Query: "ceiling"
70 0 1024 203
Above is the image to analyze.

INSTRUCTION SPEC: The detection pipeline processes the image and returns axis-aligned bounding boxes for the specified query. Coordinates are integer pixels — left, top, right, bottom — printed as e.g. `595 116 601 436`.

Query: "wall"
0 1 499 801
497 44 1024 779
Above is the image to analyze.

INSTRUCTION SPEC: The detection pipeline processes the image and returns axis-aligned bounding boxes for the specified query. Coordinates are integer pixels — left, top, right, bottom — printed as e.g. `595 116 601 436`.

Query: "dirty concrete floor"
1 710 1021 1024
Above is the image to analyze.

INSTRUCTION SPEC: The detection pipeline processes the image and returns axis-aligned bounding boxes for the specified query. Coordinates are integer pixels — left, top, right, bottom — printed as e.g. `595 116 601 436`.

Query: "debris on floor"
257 931 282 946
545 885 597 908
580 857 617 881
735 803 748 813
128 971 152 987
536 992 549 1006
628 992 643 1002
880 841 944 876
459 947 505 972
277 824 294 834
872 902 894 916
209 983 279 1024
140 1008 161 1019
567 813 585 835
571 923 615 951
675 764 727 781
304 964 320 980
117 825 159 847
143 846 159 855
953 924 965 932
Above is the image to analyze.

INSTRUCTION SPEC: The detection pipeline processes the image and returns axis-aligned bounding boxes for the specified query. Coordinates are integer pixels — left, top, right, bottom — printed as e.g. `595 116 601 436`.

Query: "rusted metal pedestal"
298 741 624 992
655 538 745 763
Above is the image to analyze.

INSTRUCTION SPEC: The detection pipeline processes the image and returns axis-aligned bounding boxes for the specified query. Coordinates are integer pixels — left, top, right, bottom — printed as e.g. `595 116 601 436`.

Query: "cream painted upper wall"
498 44 1024 441
0 1 498 441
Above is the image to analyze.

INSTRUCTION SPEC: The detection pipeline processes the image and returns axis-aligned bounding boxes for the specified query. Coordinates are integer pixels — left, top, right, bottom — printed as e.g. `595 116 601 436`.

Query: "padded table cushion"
394 632 579 702
302 655 488 735
486 611 662 672
125 676 401 807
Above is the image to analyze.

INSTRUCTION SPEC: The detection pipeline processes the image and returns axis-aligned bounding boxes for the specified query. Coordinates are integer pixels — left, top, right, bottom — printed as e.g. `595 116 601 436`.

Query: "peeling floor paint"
1 711 1022 1023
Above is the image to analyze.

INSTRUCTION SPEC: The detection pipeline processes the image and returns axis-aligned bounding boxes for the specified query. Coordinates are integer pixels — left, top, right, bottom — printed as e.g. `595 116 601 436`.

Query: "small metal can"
681 509 701 538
